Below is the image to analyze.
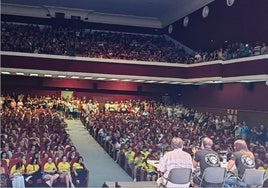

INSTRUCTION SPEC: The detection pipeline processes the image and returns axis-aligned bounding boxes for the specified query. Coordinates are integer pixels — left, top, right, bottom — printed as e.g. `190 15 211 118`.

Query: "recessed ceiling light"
134 80 145 82
30 73 38 76
16 72 24 75
109 78 119 81
122 79 131 82
84 77 93 79
158 81 169 84
146 80 157 83
97 77 106 80
1 71 10 74
170 81 181 84
44 74 52 77
180 82 192 85
58 75 66 78
204 80 222 84
71 76 80 79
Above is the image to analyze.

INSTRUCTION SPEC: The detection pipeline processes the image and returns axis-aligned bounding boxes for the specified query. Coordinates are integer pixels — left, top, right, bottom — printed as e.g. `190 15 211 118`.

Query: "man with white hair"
157 137 193 187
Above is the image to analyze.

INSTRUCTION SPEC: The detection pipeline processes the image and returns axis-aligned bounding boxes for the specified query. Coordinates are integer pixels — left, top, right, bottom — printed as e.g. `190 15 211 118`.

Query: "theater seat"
199 167 226 187
242 169 265 188
162 168 192 188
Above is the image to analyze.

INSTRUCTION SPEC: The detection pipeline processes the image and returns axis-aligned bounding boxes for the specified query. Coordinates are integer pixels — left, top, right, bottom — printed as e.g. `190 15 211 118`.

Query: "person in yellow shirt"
25 157 42 186
124 147 135 170
58 155 75 188
9 160 25 188
43 157 59 188
140 147 150 159
72 156 88 186
133 152 143 181
142 160 157 181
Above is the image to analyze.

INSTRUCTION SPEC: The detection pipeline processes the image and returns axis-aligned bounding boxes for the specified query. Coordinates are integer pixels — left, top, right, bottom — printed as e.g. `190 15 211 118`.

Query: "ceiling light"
58 75 66 78
1 71 10 74
16 72 24 75
202 6 209 18
134 80 145 82
226 0 235 6
71 76 80 79
203 80 222 84
158 81 169 84
44 74 52 77
109 78 119 81
30 73 38 76
183 16 189 27
97 77 106 80
122 79 131 82
84 77 93 79
145 80 157 83
170 81 181 84
238 80 260 83
180 83 192 85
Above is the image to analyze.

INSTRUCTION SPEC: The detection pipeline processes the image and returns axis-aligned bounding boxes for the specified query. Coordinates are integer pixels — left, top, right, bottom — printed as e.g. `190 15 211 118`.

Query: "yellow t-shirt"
73 162 84 170
10 165 25 176
26 164 40 174
58 162 70 173
125 151 135 161
134 157 143 167
141 150 150 159
142 162 155 173
44 162 57 173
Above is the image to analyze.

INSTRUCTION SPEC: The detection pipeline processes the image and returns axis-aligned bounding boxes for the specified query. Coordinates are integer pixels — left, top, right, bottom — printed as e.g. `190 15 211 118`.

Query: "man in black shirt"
192 137 220 187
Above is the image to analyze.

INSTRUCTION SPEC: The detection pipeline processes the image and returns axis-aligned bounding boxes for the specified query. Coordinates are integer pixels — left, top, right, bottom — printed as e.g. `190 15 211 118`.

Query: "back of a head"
234 139 251 155
171 137 184 149
202 137 213 148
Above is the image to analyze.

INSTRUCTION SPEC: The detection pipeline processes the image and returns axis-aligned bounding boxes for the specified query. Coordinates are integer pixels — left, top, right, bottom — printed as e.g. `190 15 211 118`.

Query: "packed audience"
2 22 268 64
81 100 267 181
1 93 267 186
0 94 89 187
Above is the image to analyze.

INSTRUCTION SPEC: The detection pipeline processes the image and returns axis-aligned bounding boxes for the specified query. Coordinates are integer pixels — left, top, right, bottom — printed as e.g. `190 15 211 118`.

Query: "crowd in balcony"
1 22 268 64
1 93 267 186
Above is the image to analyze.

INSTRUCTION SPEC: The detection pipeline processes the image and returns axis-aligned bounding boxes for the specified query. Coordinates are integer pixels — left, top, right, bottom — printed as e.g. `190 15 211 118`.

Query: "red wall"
2 75 268 112
181 82 268 111
1 75 175 101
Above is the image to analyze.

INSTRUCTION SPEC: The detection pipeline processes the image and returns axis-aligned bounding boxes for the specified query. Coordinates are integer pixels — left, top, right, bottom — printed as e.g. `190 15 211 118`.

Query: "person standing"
192 137 220 187
224 139 255 187
157 137 193 187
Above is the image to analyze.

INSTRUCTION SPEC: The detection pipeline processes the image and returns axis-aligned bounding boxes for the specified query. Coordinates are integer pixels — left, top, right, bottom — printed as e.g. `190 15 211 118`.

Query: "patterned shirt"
157 148 192 178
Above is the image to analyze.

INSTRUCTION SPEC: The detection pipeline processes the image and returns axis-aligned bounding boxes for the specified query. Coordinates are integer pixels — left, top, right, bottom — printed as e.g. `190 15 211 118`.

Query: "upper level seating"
2 22 267 64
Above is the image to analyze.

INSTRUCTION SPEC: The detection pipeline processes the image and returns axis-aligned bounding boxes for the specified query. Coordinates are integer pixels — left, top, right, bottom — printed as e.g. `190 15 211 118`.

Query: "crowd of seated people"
0 95 89 187
1 22 268 64
1 93 267 185
81 99 268 182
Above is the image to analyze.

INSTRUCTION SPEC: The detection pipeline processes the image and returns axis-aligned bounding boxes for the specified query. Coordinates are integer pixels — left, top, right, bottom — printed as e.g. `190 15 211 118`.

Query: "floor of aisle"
65 119 132 188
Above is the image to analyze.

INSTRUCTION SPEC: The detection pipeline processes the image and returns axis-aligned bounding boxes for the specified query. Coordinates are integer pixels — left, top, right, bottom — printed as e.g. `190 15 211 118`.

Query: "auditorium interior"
1 0 268 187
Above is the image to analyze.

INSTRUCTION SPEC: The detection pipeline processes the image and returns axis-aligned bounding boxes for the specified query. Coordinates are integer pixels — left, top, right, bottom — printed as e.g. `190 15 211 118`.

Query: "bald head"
171 137 184 149
202 137 213 148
